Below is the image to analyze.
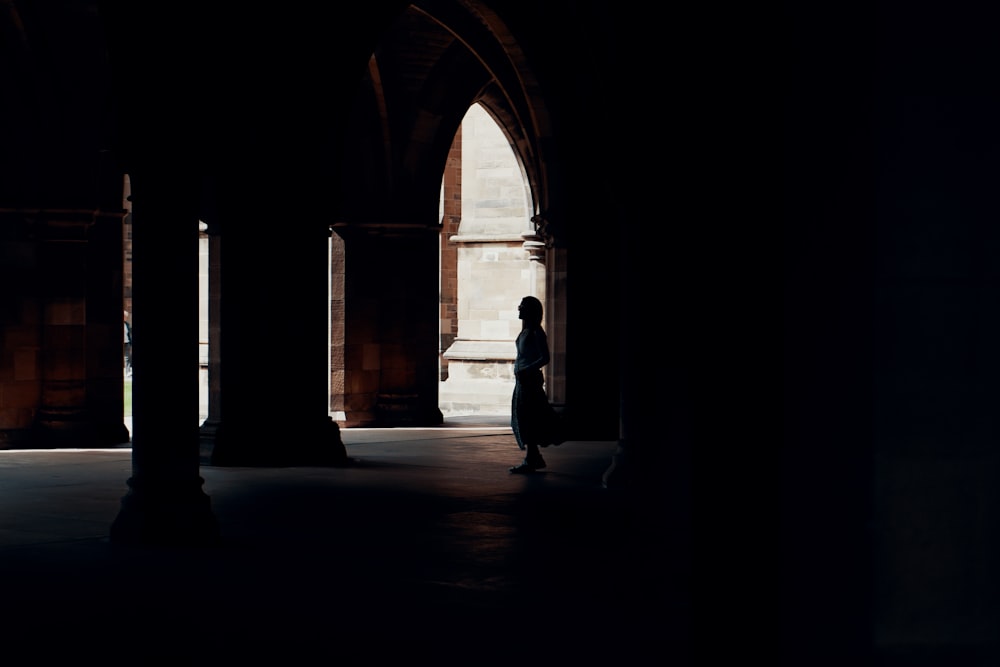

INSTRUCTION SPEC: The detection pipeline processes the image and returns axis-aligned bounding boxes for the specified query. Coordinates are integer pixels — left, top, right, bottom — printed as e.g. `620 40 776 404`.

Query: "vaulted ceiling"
1 1 605 239
337 1 551 225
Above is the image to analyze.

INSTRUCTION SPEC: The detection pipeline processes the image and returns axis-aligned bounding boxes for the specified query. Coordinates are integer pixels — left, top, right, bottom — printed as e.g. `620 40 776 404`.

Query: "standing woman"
509 295 562 473
124 310 132 376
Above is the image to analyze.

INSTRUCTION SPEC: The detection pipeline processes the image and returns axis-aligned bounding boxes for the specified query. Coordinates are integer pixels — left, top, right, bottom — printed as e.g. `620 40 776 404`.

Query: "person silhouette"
123 310 132 376
509 295 563 473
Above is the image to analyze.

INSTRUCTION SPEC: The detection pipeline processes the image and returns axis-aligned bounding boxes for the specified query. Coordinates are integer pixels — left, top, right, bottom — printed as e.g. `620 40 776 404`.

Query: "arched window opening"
439 103 544 418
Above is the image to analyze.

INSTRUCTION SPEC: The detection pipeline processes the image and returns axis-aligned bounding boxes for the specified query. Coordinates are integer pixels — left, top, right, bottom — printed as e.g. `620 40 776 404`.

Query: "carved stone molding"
521 232 546 262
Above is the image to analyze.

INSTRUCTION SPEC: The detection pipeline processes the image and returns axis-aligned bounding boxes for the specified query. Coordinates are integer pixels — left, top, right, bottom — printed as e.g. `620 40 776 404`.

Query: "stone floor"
0 418 686 664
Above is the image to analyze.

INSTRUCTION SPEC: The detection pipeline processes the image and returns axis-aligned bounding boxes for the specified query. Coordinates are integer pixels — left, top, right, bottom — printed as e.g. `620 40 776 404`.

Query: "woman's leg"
509 442 546 473
509 371 547 473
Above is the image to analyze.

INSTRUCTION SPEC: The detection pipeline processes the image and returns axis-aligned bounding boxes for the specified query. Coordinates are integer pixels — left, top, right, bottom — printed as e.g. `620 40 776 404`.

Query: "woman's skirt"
511 369 564 450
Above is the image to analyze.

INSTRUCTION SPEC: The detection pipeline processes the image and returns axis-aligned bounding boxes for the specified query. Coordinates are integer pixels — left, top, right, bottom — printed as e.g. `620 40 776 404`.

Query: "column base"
0 428 32 448
110 475 220 546
375 393 443 426
199 417 222 440
210 415 349 467
32 411 131 448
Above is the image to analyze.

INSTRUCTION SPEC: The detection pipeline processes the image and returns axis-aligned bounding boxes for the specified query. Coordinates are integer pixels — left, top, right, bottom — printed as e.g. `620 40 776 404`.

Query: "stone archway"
439 103 544 418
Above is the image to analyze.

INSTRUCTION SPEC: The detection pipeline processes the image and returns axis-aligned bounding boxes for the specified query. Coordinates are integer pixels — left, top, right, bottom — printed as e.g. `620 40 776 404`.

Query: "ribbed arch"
337 1 554 228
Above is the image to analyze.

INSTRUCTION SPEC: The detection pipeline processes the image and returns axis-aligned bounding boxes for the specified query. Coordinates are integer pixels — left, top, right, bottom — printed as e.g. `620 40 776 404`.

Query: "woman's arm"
516 328 550 373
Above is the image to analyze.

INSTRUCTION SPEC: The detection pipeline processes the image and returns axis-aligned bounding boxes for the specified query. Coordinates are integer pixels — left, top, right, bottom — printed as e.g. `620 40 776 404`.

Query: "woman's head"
518 296 543 324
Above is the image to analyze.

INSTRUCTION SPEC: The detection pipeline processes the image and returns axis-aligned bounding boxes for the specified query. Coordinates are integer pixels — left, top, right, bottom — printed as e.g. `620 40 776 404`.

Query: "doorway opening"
438 103 545 419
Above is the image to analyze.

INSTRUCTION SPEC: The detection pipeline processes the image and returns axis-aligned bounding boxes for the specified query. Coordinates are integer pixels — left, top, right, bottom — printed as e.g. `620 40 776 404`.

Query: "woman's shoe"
509 456 546 474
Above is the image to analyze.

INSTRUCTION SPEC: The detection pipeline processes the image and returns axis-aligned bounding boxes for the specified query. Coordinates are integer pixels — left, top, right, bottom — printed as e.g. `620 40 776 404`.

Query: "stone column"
0 212 39 446
333 223 443 427
209 211 346 466
32 210 129 447
85 209 133 446
0 209 127 447
545 244 568 406
528 214 567 411
199 222 222 441
329 230 347 421
439 125 462 382
110 170 219 545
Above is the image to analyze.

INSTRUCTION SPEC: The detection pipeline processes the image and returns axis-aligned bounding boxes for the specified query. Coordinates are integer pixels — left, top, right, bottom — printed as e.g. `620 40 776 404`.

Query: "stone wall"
439 104 543 417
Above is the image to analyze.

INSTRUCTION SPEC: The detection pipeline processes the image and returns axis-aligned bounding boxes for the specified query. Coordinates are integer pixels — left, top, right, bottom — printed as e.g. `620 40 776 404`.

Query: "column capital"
520 231 546 263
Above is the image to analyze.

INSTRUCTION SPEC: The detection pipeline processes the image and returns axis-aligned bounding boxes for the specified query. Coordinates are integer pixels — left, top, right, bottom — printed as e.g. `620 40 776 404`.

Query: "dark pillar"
199 223 222 441
86 209 132 446
110 169 219 544
0 212 40 446
32 210 129 447
332 223 444 427
330 229 347 421
864 12 1000 661
542 240 566 406
208 206 346 467
602 206 690 522
781 5 875 660
439 128 462 382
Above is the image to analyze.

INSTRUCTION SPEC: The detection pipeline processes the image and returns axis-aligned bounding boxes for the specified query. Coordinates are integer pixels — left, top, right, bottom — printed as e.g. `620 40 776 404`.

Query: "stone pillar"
199 223 222 441
329 230 347 421
0 212 39 446
209 210 346 466
528 213 569 415
110 170 219 545
439 124 462 381
85 210 133 446
544 241 568 407
333 223 443 427
31 210 130 447
0 209 127 447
